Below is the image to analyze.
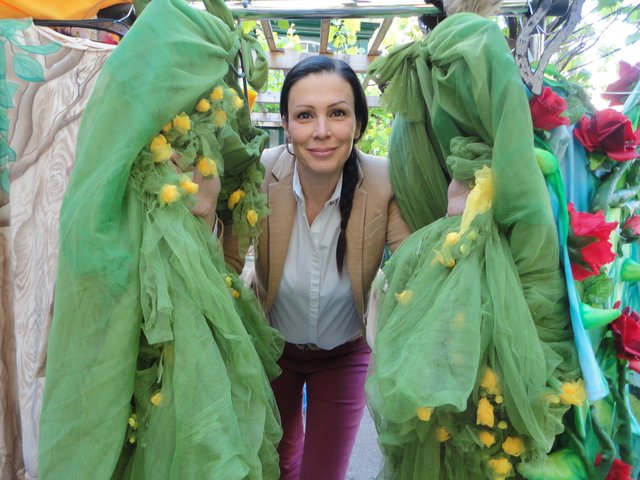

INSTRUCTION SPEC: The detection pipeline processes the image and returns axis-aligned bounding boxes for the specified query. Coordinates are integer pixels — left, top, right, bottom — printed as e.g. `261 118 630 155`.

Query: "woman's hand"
447 179 471 216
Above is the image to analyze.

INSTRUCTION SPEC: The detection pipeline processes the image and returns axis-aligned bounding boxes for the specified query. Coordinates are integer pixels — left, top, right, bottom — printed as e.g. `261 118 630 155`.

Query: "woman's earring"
285 136 295 156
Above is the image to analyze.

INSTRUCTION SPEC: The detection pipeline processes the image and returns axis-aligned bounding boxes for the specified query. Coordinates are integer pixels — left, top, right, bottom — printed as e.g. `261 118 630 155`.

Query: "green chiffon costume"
366 13 580 479
38 0 283 478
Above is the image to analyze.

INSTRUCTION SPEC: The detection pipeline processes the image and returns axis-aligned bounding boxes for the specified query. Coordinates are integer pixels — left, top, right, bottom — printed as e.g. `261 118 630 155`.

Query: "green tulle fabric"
366 13 580 480
38 1 283 479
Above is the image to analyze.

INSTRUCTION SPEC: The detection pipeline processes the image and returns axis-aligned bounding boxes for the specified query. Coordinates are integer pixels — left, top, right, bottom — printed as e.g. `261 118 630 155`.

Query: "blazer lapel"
266 155 296 311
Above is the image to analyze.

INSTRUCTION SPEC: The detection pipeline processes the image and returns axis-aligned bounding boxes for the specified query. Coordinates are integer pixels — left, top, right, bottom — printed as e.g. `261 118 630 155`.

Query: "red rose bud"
567 203 617 281
610 305 640 373
573 109 640 162
602 61 640 107
529 87 571 131
622 215 640 236
605 458 633 480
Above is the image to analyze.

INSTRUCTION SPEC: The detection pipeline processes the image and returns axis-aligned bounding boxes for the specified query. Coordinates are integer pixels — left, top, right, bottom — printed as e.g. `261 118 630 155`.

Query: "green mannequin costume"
366 13 580 479
38 0 282 478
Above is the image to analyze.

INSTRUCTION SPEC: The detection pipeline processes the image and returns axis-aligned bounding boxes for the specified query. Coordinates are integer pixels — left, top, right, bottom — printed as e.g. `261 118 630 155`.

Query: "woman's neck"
296 166 342 225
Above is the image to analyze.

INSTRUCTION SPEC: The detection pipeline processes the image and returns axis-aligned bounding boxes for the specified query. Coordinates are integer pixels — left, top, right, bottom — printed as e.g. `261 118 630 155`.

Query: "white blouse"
268 164 361 350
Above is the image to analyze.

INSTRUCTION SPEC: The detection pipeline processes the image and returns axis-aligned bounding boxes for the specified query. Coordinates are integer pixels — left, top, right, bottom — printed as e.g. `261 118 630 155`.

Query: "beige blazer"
225 145 410 333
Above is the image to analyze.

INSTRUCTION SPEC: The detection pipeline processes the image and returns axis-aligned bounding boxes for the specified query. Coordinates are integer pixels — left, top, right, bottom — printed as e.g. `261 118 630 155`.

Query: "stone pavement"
346 407 383 480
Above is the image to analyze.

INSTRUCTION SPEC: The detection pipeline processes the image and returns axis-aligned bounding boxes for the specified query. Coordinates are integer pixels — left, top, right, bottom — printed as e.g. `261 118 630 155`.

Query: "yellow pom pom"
225 275 233 287
227 189 246 209
479 431 496 448
229 287 241 299
487 457 513 478
149 134 173 163
502 436 525 457
213 109 227 128
436 427 451 443
195 98 211 113
210 85 224 101
196 156 218 177
480 367 501 396
128 434 136 444
495 395 504 404
476 397 494 427
233 96 244 110
161 121 172 133
159 184 180 205
179 176 199 195
150 391 162 406
444 231 461 246
127 414 138 430
247 209 259 227
559 379 586 406
497 420 508 430
394 289 413 306
416 406 434 422
172 113 191 133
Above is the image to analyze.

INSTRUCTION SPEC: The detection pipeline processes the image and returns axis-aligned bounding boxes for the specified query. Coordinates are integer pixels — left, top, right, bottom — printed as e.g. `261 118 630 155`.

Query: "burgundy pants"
272 337 371 480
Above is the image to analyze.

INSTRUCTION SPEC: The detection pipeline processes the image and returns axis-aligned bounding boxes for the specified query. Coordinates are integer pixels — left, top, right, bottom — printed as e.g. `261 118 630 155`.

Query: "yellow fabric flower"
434 250 455 268
128 434 136 444
227 189 246 209
149 134 173 163
487 457 513 480
229 287 240 299
179 176 199 195
479 431 496 448
232 96 244 110
459 166 493 236
195 98 211 113
395 289 413 306
495 395 504 404
476 397 494 427
210 85 224 101
559 379 586 406
159 184 180 205
502 436 525 457
172 112 191 133
213 109 227 128
480 367 501 396
161 121 172 133
247 209 259 227
196 156 218 177
128 414 138 430
225 275 233 287
247 88 257 111
436 427 451 442
416 406 434 422
497 420 508 430
150 391 162 406
444 231 461 246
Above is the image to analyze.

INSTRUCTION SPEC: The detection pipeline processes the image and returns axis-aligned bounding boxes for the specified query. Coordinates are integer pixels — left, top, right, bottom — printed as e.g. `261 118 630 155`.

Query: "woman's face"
283 72 360 182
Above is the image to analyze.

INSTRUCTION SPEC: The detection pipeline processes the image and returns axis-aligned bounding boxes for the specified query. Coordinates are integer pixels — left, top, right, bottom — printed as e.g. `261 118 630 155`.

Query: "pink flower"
605 458 633 480
529 87 571 131
567 203 617 281
573 109 640 162
602 61 640 107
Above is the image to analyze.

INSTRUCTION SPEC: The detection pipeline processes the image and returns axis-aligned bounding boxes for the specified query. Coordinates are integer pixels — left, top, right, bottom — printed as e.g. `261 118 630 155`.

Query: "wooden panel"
259 19 280 52
368 18 393 56
319 18 331 54
267 50 376 73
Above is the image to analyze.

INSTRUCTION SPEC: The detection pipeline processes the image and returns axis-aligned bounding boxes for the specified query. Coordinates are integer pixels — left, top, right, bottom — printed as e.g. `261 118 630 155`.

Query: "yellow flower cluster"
487 457 513 480
395 289 413 306
150 391 162 406
179 176 199 195
480 367 502 396
195 98 211 113
416 406 434 422
502 436 525 457
476 397 494 427
213 109 227 128
172 113 191 134
159 184 180 205
479 430 496 448
436 427 451 443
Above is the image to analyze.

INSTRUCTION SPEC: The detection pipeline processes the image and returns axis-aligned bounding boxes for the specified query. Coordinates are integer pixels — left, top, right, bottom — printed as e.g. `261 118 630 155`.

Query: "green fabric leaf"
13 41 61 56
13 53 44 82
0 18 32 39
0 167 9 193
0 81 18 108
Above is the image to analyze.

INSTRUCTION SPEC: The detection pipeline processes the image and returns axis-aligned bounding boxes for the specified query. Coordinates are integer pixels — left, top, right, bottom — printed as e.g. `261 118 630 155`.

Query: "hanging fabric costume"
366 12 581 479
38 0 282 478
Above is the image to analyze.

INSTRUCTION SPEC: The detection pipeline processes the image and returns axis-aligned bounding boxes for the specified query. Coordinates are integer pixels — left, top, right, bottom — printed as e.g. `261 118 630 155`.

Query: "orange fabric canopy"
0 0 132 20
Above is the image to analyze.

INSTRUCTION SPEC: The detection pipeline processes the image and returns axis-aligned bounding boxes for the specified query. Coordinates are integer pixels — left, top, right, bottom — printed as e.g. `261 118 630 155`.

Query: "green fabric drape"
38 1 282 479
367 13 580 479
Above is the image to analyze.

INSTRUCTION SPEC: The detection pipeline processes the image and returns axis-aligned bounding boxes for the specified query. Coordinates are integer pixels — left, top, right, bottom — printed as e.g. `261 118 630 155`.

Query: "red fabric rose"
605 458 633 480
623 215 640 236
611 302 640 374
573 109 640 162
529 86 571 130
602 61 640 107
567 203 617 281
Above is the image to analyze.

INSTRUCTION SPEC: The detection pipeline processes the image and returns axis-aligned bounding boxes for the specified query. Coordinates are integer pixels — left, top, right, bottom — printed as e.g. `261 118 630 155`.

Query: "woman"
224 55 411 480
